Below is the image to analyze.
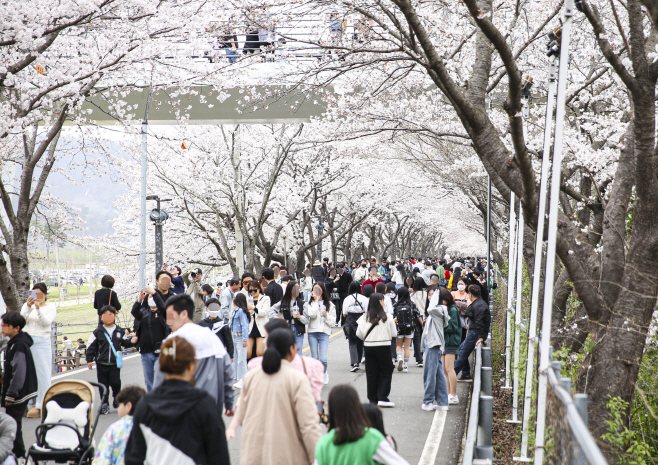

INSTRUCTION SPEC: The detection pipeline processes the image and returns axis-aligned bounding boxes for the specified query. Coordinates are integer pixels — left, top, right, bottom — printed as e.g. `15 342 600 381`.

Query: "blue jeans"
453 330 479 377
395 284 404 290
423 346 449 406
233 335 248 381
226 49 238 63
291 323 305 356
307 332 329 372
141 352 159 392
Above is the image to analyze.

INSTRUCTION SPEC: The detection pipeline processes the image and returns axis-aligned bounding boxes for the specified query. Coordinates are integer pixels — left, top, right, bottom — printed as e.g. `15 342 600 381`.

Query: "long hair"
313 282 331 308
281 279 298 307
328 384 371 445
233 293 249 319
262 328 295 375
366 293 387 326
396 286 412 306
412 277 427 293
440 288 455 308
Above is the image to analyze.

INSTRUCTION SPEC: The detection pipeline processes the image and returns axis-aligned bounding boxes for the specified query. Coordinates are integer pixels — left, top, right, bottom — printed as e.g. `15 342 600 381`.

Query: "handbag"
103 331 123 369
329 292 339 300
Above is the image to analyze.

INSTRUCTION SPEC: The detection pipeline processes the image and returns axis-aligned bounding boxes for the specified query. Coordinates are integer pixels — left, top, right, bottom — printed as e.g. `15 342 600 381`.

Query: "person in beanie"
1 312 38 459
87 306 134 414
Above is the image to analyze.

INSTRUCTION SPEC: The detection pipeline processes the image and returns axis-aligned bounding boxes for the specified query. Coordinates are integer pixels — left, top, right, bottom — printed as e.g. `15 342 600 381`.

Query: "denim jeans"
226 49 238 63
233 335 248 381
453 330 479 377
291 323 305 356
307 332 329 372
423 346 449 406
141 352 159 392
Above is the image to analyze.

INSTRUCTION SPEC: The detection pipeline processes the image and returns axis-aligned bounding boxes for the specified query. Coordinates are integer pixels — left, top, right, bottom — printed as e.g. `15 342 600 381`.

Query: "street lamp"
316 216 325 261
147 195 171 276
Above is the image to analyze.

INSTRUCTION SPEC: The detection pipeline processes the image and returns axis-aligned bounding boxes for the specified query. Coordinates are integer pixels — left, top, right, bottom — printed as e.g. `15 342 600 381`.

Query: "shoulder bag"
103 331 123 369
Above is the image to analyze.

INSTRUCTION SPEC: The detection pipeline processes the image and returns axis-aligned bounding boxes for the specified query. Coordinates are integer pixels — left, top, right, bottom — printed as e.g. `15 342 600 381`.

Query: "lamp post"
147 195 171 276
139 86 152 292
316 216 325 261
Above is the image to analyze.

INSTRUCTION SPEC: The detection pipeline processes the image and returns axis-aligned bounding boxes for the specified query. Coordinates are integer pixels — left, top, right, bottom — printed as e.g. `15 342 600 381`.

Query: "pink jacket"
247 354 324 401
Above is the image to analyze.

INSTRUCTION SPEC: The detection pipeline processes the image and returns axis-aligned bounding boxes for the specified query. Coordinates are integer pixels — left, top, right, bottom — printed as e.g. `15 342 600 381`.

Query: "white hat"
313 260 321 266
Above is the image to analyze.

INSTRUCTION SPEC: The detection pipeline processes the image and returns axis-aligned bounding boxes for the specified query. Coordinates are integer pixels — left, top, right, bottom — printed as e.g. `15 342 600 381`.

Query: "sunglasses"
248 289 259 294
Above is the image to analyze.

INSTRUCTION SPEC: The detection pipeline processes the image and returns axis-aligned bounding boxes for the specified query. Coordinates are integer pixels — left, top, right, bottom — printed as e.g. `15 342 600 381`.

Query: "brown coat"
236 360 322 465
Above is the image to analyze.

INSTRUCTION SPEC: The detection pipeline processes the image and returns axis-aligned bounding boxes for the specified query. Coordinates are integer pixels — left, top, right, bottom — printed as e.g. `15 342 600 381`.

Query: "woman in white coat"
21 282 57 418
307 283 335 385
246 281 270 360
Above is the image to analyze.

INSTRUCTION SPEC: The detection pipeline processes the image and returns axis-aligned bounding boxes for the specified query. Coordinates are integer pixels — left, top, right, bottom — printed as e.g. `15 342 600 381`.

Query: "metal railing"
462 341 494 465
543 347 608 465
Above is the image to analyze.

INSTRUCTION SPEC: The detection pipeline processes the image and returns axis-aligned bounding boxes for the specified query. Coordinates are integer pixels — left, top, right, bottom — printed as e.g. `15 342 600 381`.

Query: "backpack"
394 303 415 336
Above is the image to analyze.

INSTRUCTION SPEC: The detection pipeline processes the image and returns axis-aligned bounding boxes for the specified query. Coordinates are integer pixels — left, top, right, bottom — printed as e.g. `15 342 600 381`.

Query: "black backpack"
394 303 415 336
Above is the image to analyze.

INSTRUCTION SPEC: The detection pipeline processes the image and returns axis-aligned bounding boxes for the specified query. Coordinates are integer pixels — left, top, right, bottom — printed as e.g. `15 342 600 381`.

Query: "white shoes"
362 356 366 364
233 379 243 390
378 400 395 408
449 395 459 404
402 364 408 373
435 405 449 411
397 358 403 372
324 372 329 385
422 403 435 411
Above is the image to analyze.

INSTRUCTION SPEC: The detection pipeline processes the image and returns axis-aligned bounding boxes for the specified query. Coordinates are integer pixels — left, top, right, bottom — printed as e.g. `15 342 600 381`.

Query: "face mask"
148 297 156 308
208 310 221 318
458 285 466 291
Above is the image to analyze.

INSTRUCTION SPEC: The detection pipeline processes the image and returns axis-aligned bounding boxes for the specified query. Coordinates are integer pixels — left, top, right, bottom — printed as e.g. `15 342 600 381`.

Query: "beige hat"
313 260 321 266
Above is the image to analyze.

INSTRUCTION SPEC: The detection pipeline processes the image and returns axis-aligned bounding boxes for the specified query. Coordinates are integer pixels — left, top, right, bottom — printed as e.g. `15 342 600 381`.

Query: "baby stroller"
27 380 107 465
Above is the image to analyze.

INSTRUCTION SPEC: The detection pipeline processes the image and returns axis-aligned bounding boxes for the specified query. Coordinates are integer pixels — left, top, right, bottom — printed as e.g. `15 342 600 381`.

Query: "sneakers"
377 400 395 408
26 407 40 418
402 364 408 373
233 379 243 390
416 361 424 367
324 372 329 385
350 365 359 372
397 358 403 372
435 405 450 411
113 400 119 409
422 403 435 411
449 395 459 404
101 403 110 415
458 372 473 381
361 356 366 364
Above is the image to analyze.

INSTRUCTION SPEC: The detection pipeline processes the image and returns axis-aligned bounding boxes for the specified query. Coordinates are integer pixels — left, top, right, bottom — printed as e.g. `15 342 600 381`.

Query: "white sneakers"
324 372 329 385
378 400 395 408
402 364 408 373
422 403 450 411
361 356 366 364
449 395 459 404
397 358 404 372
233 379 243 390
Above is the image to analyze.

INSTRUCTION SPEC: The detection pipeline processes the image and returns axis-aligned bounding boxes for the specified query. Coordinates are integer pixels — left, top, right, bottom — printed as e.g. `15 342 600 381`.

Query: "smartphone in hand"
29 290 37 300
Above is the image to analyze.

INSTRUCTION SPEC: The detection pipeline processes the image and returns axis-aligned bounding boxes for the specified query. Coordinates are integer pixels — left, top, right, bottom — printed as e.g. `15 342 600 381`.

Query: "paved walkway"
24 327 469 464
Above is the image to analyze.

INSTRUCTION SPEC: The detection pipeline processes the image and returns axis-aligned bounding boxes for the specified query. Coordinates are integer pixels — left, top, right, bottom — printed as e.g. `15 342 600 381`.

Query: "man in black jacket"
1 312 38 458
132 291 170 392
453 285 491 380
335 263 353 326
262 268 283 306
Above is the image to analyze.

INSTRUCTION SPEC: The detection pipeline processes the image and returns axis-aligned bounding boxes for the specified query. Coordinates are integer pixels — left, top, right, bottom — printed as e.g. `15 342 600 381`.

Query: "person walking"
342 281 368 372
392 264 405 290
154 294 234 414
361 266 385 292
440 288 462 404
230 293 250 389
421 291 451 411
393 287 421 373
307 283 335 385
183 268 205 323
452 277 470 345
131 290 170 392
357 293 397 408
269 280 309 355
20 282 56 418
220 278 240 324
198 298 235 359
246 280 270 360
228 328 322 465
1 312 38 459
453 285 490 381
87 306 134 414
315 384 409 465
125 337 230 465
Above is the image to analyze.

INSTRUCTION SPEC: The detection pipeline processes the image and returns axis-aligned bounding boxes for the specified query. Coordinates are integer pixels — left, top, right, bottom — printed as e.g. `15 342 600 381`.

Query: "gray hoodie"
421 292 451 351
0 412 16 463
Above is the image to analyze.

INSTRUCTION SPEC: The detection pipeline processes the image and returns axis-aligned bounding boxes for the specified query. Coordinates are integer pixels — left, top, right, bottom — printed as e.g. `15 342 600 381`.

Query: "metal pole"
139 88 151 292
477 395 494 460
518 55 558 460
233 124 244 277
508 209 524 424
504 196 517 390
154 198 163 275
283 235 287 270
487 175 492 286
535 1 574 462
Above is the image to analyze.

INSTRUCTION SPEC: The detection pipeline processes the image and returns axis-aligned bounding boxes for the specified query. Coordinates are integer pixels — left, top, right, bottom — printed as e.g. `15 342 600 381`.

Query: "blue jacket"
171 276 185 295
229 307 250 342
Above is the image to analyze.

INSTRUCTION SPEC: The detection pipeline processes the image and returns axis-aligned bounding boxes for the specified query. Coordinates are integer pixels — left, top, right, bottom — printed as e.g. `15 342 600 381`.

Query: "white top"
20 302 56 338
166 321 227 359
356 314 398 347
383 295 395 315
342 294 368 315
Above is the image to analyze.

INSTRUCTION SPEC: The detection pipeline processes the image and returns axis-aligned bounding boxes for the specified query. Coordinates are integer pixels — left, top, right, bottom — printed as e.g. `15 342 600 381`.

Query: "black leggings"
5 401 27 457
364 345 394 403
97 363 121 403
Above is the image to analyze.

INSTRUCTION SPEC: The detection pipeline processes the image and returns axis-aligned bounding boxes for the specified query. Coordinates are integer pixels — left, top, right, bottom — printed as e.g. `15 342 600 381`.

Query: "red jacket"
444 269 451 280
361 278 385 292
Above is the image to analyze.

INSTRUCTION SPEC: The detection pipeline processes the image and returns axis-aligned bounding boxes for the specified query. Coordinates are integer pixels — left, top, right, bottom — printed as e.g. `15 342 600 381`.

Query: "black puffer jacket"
132 295 170 354
2 331 38 405
125 379 230 465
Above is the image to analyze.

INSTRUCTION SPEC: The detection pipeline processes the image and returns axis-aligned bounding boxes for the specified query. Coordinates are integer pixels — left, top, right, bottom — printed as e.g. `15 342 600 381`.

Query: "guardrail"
462 341 494 465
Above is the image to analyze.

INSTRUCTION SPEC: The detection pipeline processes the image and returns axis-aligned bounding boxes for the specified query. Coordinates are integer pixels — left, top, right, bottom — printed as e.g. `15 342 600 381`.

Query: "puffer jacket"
444 304 462 351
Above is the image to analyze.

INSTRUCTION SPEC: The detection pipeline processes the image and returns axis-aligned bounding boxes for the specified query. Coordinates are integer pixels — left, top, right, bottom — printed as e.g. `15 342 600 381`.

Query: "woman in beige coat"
232 328 322 464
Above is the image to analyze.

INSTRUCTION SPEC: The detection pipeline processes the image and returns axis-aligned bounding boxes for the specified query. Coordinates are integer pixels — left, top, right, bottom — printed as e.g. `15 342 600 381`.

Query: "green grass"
48 285 99 299
55 301 133 347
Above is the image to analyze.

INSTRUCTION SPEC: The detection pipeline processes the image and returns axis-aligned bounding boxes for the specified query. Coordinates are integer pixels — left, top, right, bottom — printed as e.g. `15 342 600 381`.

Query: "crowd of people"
0 254 492 464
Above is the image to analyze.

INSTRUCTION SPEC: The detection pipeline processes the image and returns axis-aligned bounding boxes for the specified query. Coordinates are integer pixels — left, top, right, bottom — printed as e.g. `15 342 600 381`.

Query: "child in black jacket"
198 298 234 359
87 305 133 414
